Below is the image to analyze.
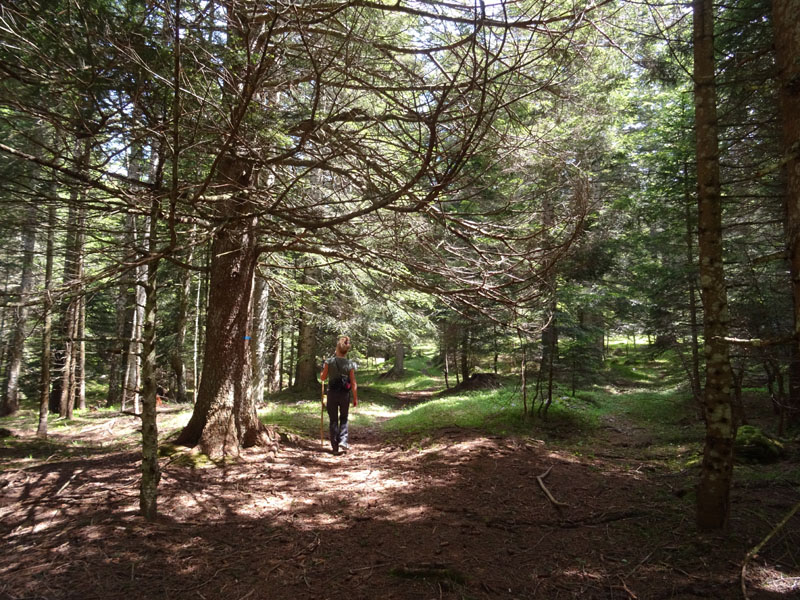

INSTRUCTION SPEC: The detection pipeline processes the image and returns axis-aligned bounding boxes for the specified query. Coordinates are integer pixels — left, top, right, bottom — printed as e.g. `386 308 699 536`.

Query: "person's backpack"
329 358 352 393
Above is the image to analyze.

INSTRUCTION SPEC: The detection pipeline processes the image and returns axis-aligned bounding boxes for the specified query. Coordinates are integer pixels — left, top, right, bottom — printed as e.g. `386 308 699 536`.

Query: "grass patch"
380 387 596 441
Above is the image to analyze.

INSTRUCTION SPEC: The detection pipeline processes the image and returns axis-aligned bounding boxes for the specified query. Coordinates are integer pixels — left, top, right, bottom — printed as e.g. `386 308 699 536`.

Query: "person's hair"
336 336 351 353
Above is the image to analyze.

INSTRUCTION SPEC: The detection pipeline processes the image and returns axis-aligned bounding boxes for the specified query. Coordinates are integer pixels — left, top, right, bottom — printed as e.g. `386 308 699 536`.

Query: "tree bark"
1 203 38 416
250 275 269 404
394 339 406 376
772 0 800 426
460 327 469 382
293 268 319 391
176 159 273 456
685 164 703 403
38 204 56 438
694 0 735 531
170 227 196 403
106 272 128 408
266 298 282 393
139 199 161 521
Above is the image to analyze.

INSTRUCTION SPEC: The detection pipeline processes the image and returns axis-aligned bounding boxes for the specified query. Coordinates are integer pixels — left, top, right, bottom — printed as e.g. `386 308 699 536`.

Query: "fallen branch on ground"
536 466 569 508
741 500 800 600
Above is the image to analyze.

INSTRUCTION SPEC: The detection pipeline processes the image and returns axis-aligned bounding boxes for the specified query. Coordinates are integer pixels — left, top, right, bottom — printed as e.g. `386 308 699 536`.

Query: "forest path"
1 393 798 599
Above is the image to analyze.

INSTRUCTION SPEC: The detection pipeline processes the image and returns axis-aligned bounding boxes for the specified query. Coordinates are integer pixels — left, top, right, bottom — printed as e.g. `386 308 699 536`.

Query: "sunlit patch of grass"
260 400 325 437
380 387 596 440
358 355 445 393
259 386 406 437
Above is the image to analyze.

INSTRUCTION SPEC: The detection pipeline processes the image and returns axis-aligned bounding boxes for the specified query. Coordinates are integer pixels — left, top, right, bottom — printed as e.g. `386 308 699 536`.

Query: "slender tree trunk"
493 324 499 375
132 235 148 414
266 299 282 393
773 0 800 425
443 339 450 389
122 215 146 414
77 292 86 411
287 320 295 389
694 0 735 531
1 203 38 416
57 138 89 419
539 297 557 418
193 266 202 402
106 273 127 408
171 227 196 403
293 268 319 391
38 205 56 438
394 340 406 376
279 332 285 391
685 166 703 403
460 327 469 381
58 299 77 419
139 199 161 521
0 266 10 383
539 190 557 418
250 275 269 404
453 343 460 386
521 341 528 418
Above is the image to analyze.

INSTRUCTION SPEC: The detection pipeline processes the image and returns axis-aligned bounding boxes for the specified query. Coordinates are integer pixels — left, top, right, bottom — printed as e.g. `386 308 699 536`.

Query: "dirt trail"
1 406 798 599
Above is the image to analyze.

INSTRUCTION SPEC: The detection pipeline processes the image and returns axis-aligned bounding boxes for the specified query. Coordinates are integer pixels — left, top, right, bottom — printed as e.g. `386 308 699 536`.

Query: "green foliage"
735 425 786 464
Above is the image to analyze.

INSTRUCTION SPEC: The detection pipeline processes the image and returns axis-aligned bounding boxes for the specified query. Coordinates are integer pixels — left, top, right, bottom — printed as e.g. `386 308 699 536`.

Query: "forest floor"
1 364 800 599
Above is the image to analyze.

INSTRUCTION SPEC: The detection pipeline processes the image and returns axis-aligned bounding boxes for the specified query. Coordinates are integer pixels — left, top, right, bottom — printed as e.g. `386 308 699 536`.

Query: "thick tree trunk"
773 0 800 426
1 203 38 416
694 0 735 531
176 167 272 456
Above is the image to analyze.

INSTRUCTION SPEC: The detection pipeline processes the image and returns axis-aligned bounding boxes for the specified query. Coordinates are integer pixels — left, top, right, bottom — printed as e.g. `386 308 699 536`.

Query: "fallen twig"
536 466 569 508
741 500 800 600
55 470 81 496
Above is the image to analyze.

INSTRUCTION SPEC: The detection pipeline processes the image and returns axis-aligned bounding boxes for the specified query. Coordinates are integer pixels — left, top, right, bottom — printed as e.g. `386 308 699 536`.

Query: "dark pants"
326 390 350 450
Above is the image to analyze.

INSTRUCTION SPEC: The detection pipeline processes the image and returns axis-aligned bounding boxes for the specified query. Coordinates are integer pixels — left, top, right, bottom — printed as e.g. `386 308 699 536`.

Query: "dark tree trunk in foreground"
176 160 273 456
773 0 800 426
693 0 735 531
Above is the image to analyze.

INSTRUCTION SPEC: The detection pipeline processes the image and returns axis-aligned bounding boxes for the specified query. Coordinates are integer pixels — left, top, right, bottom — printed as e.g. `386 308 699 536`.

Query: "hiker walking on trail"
321 335 358 455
